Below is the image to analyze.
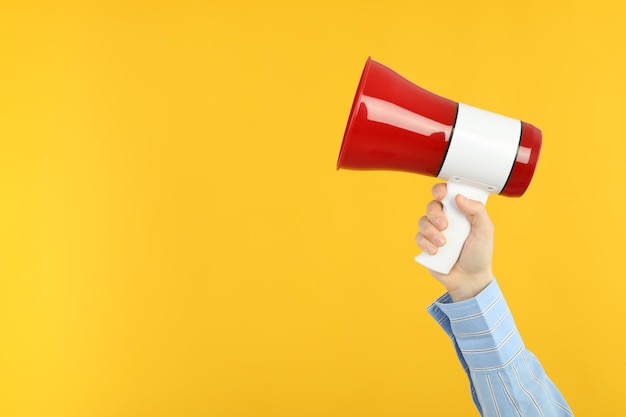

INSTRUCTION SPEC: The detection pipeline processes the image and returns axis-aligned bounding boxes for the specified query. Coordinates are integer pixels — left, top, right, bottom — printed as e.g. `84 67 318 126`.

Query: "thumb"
455 194 492 232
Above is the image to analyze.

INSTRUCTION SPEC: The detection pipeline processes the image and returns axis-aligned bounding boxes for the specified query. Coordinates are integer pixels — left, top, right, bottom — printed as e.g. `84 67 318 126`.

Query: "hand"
415 183 494 302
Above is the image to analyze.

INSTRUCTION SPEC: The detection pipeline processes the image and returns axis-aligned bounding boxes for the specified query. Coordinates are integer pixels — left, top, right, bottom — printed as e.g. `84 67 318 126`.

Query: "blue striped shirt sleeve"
427 279 574 417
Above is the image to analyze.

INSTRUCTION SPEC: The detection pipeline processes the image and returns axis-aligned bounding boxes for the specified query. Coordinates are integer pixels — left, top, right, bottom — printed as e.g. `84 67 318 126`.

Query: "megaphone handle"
414 179 491 275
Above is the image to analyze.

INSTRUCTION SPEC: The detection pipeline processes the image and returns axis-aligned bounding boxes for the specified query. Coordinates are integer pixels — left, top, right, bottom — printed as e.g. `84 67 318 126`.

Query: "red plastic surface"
501 122 542 197
337 57 457 177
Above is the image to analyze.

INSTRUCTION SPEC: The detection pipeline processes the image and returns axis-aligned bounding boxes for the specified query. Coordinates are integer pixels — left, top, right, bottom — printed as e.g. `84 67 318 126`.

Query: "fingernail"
458 194 468 204
435 218 446 229
434 235 445 246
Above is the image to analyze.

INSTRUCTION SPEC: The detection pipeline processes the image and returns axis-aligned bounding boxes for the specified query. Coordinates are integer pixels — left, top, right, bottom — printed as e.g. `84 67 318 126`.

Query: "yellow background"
0 0 623 415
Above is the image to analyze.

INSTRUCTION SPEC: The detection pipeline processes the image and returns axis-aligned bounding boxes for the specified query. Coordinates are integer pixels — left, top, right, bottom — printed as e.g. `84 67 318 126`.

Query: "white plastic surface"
415 178 492 275
437 103 521 192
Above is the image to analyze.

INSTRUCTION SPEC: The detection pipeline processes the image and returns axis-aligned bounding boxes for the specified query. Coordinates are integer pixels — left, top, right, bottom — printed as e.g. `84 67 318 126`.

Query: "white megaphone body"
337 57 542 274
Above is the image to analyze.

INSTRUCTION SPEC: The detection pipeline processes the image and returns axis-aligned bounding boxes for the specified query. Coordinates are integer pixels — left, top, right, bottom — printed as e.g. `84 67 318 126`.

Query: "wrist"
447 272 493 302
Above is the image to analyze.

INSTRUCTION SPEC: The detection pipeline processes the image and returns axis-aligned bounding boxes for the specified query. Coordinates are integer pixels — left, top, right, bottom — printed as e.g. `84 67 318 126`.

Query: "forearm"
469 350 573 417
428 280 573 417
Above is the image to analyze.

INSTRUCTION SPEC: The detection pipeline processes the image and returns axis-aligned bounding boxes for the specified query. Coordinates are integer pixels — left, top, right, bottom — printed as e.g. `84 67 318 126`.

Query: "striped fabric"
427 280 573 417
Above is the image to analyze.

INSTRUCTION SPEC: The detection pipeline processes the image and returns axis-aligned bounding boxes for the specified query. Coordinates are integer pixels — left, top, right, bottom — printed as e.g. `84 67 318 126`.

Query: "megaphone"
337 57 542 274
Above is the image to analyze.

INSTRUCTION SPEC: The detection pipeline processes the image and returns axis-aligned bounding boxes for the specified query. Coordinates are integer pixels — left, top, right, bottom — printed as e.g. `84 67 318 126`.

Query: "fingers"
416 201 447 255
416 183 448 255
431 182 490 230
431 183 447 201
418 182 493 255
426 199 447 230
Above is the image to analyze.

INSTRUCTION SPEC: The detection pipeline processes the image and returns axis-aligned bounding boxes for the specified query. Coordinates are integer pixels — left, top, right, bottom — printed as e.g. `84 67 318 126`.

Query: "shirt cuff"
427 279 524 371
